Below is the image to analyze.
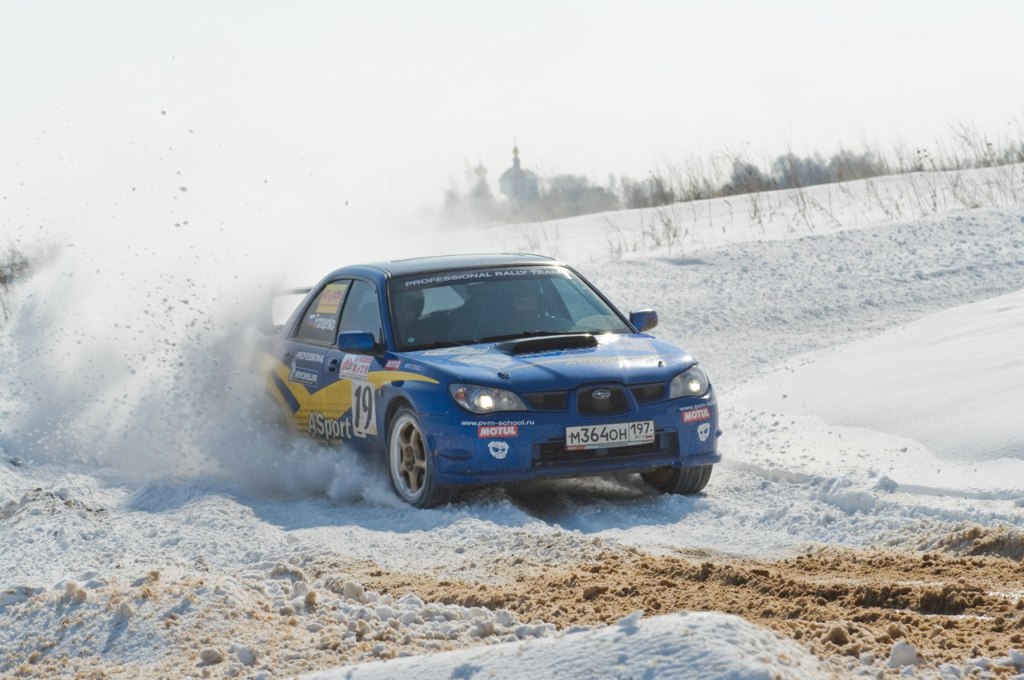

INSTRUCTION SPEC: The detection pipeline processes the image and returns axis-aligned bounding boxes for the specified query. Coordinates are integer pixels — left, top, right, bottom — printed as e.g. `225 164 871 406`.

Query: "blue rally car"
253 254 720 507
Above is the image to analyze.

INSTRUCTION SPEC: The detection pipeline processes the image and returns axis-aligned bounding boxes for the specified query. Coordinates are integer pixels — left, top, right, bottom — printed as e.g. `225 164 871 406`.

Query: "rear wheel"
387 406 452 508
642 464 712 495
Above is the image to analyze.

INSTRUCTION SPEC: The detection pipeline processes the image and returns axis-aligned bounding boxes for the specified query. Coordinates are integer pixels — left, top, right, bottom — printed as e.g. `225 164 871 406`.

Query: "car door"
273 280 350 434
317 279 386 446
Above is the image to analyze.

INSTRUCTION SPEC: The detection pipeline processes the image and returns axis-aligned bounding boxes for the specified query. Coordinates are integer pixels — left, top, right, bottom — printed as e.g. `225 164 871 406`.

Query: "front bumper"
421 393 721 487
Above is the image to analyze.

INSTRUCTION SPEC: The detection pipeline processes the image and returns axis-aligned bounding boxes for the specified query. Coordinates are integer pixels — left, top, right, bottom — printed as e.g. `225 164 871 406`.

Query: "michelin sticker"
289 351 325 385
289 367 319 385
487 441 509 460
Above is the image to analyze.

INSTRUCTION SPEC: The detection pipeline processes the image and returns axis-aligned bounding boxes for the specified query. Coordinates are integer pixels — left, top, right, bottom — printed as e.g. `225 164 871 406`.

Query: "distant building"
498 145 539 205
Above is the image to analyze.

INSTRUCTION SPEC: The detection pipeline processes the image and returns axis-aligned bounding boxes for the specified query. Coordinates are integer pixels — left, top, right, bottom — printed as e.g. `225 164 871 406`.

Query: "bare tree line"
442 119 1024 225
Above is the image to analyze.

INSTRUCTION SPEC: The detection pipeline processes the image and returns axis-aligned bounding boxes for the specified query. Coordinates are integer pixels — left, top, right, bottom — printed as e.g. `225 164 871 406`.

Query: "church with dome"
498 145 539 206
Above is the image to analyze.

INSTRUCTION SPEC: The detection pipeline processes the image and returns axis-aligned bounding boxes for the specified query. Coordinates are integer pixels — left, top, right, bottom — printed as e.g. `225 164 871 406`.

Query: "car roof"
337 253 563 279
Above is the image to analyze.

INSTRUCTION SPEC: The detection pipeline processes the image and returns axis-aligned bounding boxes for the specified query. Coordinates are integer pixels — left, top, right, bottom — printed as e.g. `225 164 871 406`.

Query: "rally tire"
387 406 453 508
642 464 713 495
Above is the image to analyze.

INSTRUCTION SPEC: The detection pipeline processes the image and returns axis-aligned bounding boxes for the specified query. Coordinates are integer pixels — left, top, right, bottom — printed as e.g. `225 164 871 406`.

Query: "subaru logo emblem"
592 389 612 400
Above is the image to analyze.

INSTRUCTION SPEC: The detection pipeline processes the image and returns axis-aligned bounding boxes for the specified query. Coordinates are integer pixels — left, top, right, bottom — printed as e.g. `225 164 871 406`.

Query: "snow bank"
304 611 836 680
736 288 1024 493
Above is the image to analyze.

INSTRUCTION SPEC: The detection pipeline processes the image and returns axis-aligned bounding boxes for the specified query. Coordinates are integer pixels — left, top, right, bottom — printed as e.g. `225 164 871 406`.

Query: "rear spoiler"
258 287 311 335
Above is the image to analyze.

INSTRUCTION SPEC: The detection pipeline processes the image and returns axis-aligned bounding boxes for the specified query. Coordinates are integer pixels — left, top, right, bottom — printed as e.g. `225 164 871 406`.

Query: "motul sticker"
681 406 711 423
384 359 401 371
478 424 519 438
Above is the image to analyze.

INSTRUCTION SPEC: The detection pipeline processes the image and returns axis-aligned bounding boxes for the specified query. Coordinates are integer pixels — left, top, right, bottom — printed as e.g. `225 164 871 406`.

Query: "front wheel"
387 406 453 508
642 464 713 495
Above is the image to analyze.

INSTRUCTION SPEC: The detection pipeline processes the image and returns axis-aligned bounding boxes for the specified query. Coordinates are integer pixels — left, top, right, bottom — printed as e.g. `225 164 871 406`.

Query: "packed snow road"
595 207 1024 391
3 179 1024 677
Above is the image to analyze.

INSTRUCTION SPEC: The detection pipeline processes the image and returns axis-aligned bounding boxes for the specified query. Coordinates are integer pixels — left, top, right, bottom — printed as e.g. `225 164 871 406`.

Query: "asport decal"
681 406 711 423
308 412 353 441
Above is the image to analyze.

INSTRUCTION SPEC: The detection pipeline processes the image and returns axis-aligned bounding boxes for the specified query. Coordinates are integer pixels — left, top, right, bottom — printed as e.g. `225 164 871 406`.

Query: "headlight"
669 366 710 398
449 384 527 413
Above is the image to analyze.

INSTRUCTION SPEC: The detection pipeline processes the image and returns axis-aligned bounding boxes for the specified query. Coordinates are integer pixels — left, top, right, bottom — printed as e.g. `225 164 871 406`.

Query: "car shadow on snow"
245 473 704 535
492 474 712 532
121 458 707 536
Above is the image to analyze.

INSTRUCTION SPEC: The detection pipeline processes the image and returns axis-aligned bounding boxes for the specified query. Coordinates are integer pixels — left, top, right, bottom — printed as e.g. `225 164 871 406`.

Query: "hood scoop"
493 333 598 356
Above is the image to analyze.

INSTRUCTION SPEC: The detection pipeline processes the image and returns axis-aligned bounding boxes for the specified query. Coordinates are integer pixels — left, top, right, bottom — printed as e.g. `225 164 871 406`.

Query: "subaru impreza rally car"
253 254 720 507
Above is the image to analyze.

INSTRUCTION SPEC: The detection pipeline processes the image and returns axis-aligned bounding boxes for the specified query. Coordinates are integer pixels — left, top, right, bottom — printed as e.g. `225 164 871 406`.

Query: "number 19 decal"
352 381 377 437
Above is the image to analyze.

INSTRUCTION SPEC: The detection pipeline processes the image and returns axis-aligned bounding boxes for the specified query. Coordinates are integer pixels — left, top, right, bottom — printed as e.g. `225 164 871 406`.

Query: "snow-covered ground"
2 165 1024 677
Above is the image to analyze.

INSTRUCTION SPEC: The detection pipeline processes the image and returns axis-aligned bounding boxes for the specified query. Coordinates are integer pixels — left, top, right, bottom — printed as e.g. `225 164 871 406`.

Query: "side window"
295 281 350 344
338 280 383 344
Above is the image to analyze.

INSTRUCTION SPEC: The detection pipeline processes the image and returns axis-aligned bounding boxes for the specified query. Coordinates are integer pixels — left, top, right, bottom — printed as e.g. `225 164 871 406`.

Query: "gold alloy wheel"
390 412 427 499
388 407 455 508
398 422 425 493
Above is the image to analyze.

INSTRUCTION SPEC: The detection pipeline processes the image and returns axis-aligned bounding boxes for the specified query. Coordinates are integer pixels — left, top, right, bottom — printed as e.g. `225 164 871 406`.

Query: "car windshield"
388 266 633 351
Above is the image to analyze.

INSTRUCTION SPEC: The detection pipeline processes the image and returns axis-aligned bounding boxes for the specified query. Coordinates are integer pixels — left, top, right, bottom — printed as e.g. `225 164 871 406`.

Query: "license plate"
564 420 655 451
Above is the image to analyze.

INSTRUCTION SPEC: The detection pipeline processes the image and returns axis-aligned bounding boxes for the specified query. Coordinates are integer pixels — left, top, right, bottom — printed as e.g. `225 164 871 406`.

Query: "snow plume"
4 226 261 483
0 122 423 499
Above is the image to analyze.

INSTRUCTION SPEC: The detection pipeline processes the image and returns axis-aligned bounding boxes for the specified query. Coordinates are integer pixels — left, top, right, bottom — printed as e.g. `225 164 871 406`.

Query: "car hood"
408 333 696 388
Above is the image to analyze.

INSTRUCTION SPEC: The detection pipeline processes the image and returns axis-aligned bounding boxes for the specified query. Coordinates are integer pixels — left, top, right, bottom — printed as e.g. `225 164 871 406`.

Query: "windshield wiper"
403 339 468 351
473 330 560 344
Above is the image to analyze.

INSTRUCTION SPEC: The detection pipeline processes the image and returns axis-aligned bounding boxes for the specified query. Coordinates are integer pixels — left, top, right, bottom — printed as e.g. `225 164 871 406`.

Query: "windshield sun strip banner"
397 266 570 290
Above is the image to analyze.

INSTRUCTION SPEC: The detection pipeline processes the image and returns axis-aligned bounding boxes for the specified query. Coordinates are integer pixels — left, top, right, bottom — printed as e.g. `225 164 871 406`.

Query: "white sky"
3 0 1023 223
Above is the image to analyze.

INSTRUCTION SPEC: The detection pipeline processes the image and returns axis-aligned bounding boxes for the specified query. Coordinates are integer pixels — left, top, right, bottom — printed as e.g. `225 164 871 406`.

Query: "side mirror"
336 331 380 355
629 309 659 332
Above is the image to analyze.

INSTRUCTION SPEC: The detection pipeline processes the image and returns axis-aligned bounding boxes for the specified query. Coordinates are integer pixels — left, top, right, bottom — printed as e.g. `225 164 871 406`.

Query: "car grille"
535 432 677 466
523 391 568 411
525 383 666 414
576 386 629 415
629 382 666 403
